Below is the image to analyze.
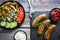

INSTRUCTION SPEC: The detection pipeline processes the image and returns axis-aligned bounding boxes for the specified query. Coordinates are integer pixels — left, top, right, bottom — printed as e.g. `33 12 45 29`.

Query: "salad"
0 1 24 29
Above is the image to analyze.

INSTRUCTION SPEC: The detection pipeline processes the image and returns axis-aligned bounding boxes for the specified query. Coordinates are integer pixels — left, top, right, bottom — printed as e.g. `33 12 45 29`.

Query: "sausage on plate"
32 14 46 28
44 25 56 40
38 19 50 35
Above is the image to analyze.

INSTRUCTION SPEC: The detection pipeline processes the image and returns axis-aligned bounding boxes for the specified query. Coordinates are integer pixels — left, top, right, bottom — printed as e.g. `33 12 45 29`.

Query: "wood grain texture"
0 28 30 40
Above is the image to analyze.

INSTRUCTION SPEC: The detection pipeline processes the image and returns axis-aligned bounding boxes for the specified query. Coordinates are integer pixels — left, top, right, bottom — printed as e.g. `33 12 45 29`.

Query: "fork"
27 0 35 18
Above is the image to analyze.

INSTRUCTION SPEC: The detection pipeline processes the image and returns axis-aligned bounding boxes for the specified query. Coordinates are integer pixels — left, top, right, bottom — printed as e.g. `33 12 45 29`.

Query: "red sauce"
50 8 60 21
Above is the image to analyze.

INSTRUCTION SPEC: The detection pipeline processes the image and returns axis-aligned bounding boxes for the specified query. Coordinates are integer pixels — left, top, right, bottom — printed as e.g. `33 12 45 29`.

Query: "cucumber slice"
5 22 11 28
1 21 6 27
10 21 17 29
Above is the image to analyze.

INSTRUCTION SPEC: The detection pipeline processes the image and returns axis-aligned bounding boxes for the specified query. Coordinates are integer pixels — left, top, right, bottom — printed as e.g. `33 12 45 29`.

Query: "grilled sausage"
37 19 50 35
44 25 56 40
32 14 46 28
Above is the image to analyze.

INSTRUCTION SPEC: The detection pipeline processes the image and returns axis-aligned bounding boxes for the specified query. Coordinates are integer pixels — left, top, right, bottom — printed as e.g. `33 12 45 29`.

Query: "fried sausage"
38 19 50 35
32 14 46 28
44 25 56 40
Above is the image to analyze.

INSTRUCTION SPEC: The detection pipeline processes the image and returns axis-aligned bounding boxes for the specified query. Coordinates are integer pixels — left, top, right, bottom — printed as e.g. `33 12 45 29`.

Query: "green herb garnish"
46 24 51 28
36 20 45 28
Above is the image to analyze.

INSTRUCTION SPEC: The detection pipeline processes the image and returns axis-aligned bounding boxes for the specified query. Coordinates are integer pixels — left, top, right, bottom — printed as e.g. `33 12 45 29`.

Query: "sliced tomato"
16 18 21 23
16 7 24 23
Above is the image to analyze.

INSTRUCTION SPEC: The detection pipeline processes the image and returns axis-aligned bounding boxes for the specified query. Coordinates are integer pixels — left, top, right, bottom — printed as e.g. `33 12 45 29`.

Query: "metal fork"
27 0 35 18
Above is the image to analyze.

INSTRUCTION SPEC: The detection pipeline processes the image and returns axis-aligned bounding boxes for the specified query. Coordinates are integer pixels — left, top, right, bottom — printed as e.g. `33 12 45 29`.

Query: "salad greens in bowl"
0 1 25 29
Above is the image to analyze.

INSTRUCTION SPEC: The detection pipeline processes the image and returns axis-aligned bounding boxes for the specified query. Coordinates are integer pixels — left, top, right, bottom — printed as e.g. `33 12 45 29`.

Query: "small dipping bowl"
50 8 60 21
14 30 27 40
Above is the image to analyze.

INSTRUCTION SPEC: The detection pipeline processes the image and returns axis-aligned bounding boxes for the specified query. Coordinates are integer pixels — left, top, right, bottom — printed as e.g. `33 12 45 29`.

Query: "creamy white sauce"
15 31 26 40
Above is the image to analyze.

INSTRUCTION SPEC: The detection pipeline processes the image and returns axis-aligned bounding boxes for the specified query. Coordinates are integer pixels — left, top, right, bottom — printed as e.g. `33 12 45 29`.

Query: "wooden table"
0 0 30 40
